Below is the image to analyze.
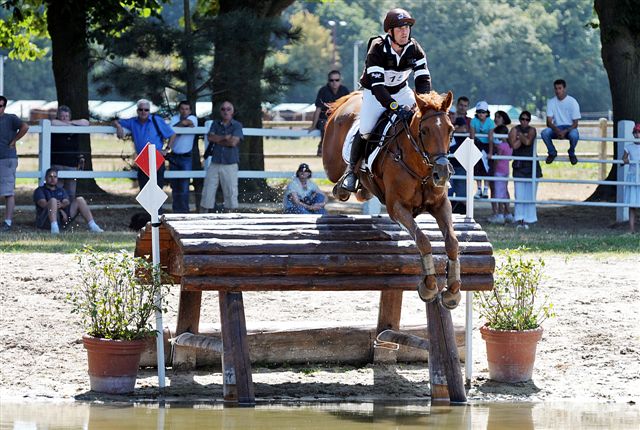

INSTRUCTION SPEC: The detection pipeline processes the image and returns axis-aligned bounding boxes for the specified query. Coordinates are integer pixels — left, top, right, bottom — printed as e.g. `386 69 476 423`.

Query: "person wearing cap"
469 100 495 198
283 163 327 214
309 70 350 157
338 7 431 192
541 79 581 165
622 123 640 233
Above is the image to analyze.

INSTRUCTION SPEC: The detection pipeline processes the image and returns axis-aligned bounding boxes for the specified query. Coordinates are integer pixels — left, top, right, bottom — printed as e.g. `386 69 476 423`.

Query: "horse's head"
413 91 455 187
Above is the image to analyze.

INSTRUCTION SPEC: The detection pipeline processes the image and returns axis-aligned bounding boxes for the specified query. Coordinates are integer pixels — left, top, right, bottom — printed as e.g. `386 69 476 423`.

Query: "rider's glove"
396 105 413 122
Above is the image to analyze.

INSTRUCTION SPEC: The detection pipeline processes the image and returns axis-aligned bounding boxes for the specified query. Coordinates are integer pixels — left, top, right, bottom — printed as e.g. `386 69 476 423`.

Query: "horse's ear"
415 91 427 112
441 91 454 112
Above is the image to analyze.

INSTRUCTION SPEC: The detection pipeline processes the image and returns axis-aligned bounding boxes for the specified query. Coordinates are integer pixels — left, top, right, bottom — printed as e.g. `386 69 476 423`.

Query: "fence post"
616 120 634 223
38 119 51 186
599 118 608 181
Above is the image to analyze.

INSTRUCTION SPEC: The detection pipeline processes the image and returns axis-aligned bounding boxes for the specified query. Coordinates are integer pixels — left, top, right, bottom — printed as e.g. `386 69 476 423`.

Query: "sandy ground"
0 252 638 405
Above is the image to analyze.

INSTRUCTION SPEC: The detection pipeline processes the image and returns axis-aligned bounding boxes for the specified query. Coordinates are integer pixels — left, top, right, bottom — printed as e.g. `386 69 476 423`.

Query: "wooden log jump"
135 213 494 405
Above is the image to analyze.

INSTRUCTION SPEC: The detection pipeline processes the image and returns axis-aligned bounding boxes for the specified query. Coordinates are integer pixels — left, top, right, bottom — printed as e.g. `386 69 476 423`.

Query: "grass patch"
0 231 136 253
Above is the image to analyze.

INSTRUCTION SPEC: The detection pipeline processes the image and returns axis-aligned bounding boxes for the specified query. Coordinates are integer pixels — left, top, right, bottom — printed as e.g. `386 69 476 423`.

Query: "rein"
386 110 448 184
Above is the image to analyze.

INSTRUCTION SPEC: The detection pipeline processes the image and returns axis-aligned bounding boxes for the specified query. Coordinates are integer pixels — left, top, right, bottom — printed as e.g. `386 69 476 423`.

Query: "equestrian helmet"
383 8 415 32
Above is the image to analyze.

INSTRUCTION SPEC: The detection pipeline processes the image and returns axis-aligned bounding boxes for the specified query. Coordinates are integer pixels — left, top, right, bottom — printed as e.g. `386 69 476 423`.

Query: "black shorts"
35 207 73 230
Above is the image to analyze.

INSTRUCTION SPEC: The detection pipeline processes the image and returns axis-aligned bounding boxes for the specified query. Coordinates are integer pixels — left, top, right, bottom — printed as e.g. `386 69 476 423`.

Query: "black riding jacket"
359 34 432 109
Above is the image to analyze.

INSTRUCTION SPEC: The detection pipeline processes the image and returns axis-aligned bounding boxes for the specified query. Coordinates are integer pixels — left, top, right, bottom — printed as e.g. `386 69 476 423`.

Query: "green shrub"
475 248 555 331
67 248 168 340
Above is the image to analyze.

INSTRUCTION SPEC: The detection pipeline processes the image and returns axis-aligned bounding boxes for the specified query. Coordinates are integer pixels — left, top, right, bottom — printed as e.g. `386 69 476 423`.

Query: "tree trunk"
211 0 294 201
46 0 105 196
590 0 640 202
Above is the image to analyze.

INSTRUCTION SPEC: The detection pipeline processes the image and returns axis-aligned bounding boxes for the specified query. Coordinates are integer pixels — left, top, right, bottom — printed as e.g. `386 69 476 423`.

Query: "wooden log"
140 322 467 366
427 301 450 404
374 290 403 363
171 332 223 353
375 329 430 351
162 213 471 224
173 290 203 370
165 227 489 242
174 254 494 277
219 292 254 405
177 239 493 256
180 274 493 292
427 300 467 404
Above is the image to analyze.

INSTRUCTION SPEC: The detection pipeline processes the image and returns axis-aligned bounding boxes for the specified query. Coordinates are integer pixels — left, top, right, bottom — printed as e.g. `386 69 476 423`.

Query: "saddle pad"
342 115 398 171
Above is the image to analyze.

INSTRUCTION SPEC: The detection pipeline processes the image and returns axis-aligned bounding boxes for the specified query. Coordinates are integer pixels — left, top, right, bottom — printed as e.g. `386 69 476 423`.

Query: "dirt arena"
0 251 638 404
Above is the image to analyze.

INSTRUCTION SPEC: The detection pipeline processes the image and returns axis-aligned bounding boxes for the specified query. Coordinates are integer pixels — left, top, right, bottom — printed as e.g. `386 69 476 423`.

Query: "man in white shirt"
168 101 197 213
541 79 581 165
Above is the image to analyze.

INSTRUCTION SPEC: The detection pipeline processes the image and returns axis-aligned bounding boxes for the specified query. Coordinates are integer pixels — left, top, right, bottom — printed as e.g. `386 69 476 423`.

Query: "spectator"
508 111 541 229
51 105 89 200
309 70 350 157
448 96 470 214
541 79 581 165
33 168 103 234
283 163 327 214
0 95 29 232
487 110 512 220
487 125 513 224
201 101 242 213
168 100 197 213
469 100 495 199
113 99 176 190
339 8 432 192
622 123 640 233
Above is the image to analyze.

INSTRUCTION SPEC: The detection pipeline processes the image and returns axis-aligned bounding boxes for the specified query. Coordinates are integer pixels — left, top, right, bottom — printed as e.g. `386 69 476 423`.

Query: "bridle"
385 110 452 185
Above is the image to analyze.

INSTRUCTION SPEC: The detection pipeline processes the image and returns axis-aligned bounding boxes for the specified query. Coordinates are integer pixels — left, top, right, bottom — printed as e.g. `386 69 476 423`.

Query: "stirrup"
340 169 358 192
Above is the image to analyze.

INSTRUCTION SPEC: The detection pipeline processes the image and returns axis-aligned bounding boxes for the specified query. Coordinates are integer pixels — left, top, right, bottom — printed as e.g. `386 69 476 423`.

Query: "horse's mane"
415 91 448 111
326 92 361 118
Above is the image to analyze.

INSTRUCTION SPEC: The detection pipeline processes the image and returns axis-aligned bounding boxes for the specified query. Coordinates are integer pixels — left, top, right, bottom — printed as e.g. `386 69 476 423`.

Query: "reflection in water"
1 401 638 429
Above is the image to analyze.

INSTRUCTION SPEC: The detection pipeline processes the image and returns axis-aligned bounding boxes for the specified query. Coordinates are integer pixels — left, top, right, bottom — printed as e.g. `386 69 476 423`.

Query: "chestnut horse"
322 91 461 309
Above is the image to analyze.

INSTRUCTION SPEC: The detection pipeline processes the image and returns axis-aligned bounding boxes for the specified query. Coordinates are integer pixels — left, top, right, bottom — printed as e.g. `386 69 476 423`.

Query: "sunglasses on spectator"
520 117 531 121
477 110 488 114
137 108 150 112
0 104 5 108
329 78 340 82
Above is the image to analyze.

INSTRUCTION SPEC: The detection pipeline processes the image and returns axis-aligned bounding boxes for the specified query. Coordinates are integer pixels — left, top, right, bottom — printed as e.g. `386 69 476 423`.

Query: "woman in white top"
283 163 327 214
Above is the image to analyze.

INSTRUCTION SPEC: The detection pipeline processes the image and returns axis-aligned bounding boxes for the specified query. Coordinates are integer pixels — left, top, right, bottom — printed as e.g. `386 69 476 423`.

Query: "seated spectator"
541 79 581 165
33 168 104 234
51 105 88 200
283 163 327 214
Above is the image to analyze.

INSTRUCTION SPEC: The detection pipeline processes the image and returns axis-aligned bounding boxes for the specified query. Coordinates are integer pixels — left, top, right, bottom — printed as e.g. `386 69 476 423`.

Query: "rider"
339 8 432 192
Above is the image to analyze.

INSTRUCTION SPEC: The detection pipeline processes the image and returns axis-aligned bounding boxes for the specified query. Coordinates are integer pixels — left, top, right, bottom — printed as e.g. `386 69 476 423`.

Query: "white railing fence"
15 119 640 222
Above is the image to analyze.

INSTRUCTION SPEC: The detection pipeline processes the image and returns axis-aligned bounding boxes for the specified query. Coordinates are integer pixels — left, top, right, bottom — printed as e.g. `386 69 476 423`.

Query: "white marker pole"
148 144 166 389
452 137 481 386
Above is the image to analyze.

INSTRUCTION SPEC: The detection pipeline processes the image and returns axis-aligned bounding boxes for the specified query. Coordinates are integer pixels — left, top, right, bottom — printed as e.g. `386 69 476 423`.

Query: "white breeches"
359 85 416 137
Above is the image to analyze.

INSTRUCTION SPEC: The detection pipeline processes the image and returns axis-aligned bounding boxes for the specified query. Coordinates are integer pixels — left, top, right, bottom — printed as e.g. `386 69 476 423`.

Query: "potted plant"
475 248 555 383
68 248 167 394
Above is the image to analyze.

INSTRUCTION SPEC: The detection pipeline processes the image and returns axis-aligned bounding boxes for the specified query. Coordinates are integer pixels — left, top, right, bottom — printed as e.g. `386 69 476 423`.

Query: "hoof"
417 280 438 303
441 289 461 310
332 184 351 202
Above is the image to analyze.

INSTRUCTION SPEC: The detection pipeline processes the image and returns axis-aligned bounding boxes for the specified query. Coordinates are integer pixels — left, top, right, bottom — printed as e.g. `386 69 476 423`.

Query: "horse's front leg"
431 199 461 310
389 201 438 303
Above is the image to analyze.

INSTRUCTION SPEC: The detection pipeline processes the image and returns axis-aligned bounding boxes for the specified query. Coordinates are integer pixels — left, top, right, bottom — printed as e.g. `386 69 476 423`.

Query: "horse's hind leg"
432 200 461 310
389 201 438 303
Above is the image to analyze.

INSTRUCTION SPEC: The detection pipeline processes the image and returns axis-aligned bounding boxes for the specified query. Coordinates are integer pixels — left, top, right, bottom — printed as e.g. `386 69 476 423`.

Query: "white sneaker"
50 222 60 235
474 189 482 199
88 223 104 233
505 214 515 223
482 187 489 198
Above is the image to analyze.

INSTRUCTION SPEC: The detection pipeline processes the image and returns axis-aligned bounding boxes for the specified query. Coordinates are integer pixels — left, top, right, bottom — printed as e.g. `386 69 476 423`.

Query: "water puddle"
1 401 637 429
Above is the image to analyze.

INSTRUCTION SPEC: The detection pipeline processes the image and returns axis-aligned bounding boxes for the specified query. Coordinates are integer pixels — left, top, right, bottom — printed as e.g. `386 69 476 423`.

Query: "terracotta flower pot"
480 325 543 383
82 334 148 394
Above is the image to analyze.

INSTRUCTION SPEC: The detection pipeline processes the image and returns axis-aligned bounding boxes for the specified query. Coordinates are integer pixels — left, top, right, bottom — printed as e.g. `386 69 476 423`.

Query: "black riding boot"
341 132 366 192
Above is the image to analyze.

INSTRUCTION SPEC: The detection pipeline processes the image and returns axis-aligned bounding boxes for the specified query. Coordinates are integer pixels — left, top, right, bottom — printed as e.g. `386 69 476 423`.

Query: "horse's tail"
327 91 362 118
